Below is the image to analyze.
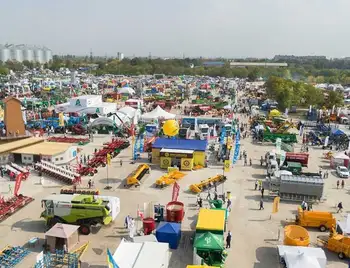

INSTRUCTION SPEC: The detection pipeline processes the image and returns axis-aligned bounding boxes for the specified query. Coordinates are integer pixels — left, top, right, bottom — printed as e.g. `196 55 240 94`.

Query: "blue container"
156 222 181 249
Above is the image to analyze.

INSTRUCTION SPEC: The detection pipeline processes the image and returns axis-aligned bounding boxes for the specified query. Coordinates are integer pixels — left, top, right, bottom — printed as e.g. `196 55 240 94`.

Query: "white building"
54 95 117 115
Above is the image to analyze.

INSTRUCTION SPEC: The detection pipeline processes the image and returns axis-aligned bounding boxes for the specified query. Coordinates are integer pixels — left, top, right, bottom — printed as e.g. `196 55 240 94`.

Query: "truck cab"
197 124 209 140
179 127 191 139
265 151 277 166
267 160 278 176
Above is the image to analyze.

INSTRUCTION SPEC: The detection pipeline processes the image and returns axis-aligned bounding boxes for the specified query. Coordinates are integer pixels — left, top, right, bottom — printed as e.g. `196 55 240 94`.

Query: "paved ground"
1 121 350 267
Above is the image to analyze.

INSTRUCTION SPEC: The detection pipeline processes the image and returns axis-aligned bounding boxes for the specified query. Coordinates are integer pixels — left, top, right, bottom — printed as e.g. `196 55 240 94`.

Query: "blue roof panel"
152 138 207 151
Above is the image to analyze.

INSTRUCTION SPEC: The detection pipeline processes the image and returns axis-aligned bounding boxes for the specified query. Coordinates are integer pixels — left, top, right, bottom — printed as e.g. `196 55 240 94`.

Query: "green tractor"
41 194 115 235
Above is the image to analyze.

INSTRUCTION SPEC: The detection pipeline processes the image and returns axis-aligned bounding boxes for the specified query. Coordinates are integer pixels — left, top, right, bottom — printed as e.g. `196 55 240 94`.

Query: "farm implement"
189 174 227 193
155 170 186 188
47 136 90 145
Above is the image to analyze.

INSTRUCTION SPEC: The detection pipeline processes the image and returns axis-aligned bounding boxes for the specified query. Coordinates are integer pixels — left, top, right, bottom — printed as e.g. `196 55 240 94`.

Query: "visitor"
120 159 123 167
244 158 247 166
261 187 265 198
259 199 264 210
88 179 92 189
125 215 130 229
214 191 218 200
198 197 203 208
254 180 258 190
260 156 263 166
337 180 340 189
337 202 343 213
206 190 211 200
226 231 232 249
342 180 345 189
249 158 252 166
227 199 232 212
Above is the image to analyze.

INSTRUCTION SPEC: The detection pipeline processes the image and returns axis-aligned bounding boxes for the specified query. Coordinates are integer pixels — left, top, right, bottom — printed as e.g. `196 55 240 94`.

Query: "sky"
1 0 349 58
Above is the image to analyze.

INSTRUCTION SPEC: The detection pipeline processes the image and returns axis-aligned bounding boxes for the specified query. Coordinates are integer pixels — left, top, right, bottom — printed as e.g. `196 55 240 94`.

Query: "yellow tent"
196 208 225 232
269 109 281 117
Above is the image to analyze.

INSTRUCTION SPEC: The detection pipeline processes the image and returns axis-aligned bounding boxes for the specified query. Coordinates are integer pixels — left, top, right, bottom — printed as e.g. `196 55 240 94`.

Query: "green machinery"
263 132 297 143
41 194 115 235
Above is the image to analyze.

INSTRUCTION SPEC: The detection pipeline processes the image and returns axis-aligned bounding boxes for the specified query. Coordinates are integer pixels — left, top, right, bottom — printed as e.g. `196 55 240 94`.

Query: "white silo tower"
43 48 53 63
34 48 44 63
0 45 11 62
23 47 34 62
10 45 23 62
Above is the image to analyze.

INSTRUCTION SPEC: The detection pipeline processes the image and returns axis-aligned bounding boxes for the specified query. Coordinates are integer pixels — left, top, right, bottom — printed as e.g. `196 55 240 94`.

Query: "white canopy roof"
113 239 169 268
277 245 326 268
89 112 130 127
119 106 136 118
118 87 135 95
284 253 321 268
141 105 175 120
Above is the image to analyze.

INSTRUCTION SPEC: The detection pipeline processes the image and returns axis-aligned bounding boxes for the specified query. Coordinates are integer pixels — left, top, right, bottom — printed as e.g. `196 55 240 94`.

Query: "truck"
178 127 191 139
41 194 118 235
266 151 309 167
296 206 336 232
197 124 209 140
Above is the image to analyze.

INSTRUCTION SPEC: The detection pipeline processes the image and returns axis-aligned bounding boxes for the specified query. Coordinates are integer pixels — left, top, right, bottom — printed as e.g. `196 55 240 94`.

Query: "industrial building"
230 61 288 68
0 44 53 63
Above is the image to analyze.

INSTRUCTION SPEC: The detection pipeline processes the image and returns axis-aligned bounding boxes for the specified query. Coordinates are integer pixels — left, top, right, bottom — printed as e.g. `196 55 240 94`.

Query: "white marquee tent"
141 105 175 121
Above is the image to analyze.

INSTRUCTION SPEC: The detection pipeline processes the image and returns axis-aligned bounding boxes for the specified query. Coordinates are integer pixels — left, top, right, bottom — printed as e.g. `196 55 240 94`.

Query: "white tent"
113 239 169 268
141 105 175 121
284 252 321 268
337 213 350 235
277 245 326 268
119 106 137 118
89 112 130 128
118 87 135 95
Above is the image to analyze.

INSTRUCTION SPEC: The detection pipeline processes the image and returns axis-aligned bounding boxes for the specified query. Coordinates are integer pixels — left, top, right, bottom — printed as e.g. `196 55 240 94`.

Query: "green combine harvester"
41 194 118 235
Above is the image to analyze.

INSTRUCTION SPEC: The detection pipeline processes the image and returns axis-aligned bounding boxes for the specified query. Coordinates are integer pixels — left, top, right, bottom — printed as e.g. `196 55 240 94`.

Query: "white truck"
197 124 209 140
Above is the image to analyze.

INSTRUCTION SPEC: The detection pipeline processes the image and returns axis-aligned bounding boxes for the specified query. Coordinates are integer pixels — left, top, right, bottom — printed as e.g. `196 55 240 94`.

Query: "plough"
34 160 81 185
155 171 186 188
189 174 227 193
76 165 97 176
0 173 34 222
9 163 30 180
47 136 90 144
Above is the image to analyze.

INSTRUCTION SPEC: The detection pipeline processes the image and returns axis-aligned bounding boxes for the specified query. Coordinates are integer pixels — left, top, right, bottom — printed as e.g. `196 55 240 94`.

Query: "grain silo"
43 48 53 62
23 47 34 62
34 48 44 63
10 46 23 62
0 45 11 62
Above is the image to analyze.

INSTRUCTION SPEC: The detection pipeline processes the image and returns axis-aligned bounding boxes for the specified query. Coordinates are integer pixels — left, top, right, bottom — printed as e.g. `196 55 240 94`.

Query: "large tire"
79 224 91 235
319 225 327 232
338 252 344 259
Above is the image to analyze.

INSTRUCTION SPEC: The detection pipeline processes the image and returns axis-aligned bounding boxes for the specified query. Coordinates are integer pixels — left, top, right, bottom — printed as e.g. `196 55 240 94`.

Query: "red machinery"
47 136 90 144
10 163 30 180
71 124 87 135
0 173 34 222
285 153 309 167
34 160 81 185
76 165 97 176
60 188 99 195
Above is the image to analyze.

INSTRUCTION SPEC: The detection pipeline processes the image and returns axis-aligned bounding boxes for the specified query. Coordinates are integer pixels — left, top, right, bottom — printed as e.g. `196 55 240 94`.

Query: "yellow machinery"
318 228 350 259
296 206 336 232
155 170 186 188
189 175 227 193
284 225 310 247
126 164 150 187
275 121 296 134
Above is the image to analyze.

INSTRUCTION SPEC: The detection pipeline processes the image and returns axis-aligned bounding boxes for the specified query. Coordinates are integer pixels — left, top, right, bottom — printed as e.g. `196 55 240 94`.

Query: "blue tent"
156 222 181 249
332 129 345 136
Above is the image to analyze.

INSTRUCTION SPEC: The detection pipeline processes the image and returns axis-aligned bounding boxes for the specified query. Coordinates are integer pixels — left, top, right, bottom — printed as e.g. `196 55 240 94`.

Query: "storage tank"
43 49 53 63
142 217 156 235
0 47 10 62
166 201 185 222
284 225 310 246
23 48 34 62
10 47 23 62
34 48 44 63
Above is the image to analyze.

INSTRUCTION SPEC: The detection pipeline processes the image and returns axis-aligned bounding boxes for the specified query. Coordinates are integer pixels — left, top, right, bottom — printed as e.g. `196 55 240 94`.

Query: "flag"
106 153 111 166
272 197 280 213
59 113 65 127
224 160 230 172
107 248 119 268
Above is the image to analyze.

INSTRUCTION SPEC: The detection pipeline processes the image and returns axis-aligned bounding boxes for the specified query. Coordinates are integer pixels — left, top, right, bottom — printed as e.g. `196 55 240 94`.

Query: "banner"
106 153 111 166
139 134 144 153
232 129 240 164
172 182 180 201
133 136 138 160
272 196 280 213
324 136 329 147
220 127 226 145
276 138 282 155
280 151 286 167
224 160 230 172
59 112 65 127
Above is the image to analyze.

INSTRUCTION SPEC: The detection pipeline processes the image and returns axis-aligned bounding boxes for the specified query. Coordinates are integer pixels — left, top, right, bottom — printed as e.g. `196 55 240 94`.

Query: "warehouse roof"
0 137 44 155
152 138 207 151
11 142 72 156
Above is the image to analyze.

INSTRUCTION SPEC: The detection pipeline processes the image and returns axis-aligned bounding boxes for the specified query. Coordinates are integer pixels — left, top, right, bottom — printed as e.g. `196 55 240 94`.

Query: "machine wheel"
338 252 345 259
47 217 61 228
79 224 91 235
319 225 327 232
89 172 94 176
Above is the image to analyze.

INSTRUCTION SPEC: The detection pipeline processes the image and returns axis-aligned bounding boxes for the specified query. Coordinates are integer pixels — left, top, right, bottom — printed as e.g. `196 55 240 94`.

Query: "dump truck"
296 207 336 232
125 164 150 187
41 194 115 235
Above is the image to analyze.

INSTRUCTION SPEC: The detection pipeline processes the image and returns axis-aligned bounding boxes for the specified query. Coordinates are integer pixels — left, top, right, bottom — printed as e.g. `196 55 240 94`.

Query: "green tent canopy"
194 232 224 251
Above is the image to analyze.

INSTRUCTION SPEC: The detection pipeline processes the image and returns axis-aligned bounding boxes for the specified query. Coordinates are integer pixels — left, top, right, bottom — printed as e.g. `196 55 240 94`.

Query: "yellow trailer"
318 229 350 259
189 175 227 193
125 164 150 187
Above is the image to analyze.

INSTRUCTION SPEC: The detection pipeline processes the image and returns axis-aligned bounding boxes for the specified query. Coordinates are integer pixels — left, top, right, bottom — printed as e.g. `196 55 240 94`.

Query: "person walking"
261 187 265 198
120 159 123 167
226 231 232 249
244 158 247 166
227 199 232 212
206 190 211 200
254 180 258 190
259 199 264 210
198 197 203 208
337 180 340 189
260 156 263 166
337 202 343 213
249 158 252 166
342 180 345 189
88 179 92 189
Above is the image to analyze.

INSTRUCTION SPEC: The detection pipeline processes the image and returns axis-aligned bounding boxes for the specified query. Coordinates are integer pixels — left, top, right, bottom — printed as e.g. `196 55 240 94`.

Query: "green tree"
327 90 344 108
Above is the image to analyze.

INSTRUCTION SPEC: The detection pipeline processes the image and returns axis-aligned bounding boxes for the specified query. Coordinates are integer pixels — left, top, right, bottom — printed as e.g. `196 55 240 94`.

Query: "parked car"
336 166 349 178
